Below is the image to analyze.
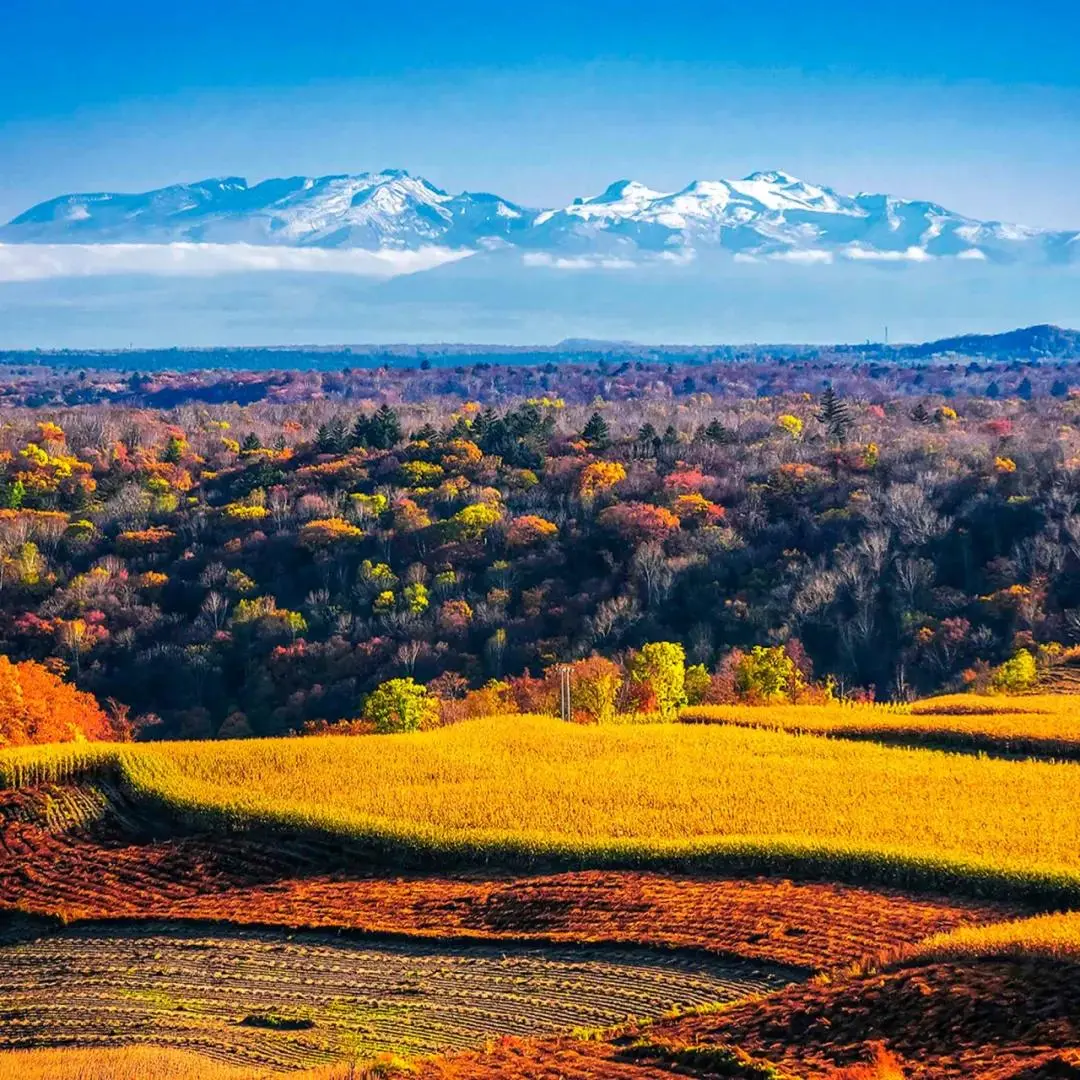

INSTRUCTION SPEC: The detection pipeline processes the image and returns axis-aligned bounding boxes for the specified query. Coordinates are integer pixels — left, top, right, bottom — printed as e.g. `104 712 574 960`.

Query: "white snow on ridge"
2 168 1075 270
560 180 672 220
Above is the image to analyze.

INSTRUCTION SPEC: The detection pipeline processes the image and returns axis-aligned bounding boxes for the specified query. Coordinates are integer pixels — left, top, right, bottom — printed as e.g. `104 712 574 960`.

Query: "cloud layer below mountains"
0 242 473 282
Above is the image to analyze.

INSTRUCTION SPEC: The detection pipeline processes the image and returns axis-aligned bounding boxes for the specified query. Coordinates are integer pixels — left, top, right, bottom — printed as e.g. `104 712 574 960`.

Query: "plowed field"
0 922 796 1070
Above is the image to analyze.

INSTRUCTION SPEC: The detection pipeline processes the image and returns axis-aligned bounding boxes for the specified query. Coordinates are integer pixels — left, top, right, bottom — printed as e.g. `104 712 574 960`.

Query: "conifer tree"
350 414 370 448
581 411 610 449
910 401 931 425
702 419 731 444
816 387 854 445
637 422 659 458
367 405 402 450
327 416 350 453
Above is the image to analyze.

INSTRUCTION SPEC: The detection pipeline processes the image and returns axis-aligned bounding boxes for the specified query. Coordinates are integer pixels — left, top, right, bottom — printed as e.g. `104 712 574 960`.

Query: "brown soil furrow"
633 956 1080 1078
0 922 794 1068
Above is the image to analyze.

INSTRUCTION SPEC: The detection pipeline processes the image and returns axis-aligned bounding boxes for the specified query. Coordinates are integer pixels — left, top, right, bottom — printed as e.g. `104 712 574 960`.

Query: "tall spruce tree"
350 414 370 448
581 411 610 449
816 387 854 446
367 405 402 450
637 422 659 458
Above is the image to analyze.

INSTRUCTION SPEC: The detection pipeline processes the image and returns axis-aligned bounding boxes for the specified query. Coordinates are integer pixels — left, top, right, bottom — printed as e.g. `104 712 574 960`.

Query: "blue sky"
2 0 1079 227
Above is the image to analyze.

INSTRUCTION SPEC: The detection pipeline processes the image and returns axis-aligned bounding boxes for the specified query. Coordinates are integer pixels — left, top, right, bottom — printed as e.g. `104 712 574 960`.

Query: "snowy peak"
3 170 1076 264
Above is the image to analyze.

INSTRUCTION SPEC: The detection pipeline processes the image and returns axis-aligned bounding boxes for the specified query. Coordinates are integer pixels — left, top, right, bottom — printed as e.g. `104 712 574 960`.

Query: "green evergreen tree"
161 435 186 464
367 405 402 450
816 386 854 445
350 414 371 448
3 477 25 510
702 419 731 444
581 411 610 449
472 407 498 441
637 422 658 458
328 416 350 453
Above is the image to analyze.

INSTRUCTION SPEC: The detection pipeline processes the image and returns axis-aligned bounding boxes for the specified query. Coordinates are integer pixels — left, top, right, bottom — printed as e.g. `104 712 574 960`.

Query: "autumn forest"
0 353 1075 744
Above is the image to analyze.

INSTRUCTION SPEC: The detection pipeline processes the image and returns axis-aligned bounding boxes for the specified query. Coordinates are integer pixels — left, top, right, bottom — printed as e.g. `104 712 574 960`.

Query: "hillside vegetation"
3 378 1080 742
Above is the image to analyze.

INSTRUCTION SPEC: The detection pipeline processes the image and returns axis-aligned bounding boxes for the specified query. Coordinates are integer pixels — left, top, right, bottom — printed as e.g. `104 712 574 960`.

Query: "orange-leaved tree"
506 514 559 548
0 656 116 746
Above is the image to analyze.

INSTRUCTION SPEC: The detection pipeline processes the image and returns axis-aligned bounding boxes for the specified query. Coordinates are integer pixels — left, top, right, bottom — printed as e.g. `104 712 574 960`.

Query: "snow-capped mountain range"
4 169 1078 265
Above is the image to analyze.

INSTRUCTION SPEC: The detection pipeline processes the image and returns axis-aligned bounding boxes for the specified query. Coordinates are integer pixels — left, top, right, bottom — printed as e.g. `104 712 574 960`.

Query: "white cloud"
841 245 933 262
522 252 636 270
0 242 474 282
956 248 989 261
766 249 834 264
656 249 696 265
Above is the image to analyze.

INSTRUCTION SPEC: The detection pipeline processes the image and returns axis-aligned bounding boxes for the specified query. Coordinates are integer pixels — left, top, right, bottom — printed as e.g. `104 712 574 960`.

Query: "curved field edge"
682 697 1080 761
0 922 796 1068
901 908 1080 967
3 733 1080 907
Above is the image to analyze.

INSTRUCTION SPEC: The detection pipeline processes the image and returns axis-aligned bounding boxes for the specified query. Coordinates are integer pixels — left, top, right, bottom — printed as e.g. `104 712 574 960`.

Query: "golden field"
682 693 1080 756
909 909 1080 965
0 1048 374 1080
6 711 1080 898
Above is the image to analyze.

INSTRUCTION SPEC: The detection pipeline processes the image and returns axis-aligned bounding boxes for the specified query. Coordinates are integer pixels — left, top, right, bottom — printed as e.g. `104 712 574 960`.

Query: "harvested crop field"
3 720 1078 1078
0 922 797 1070
0 784 1020 972
391 956 1080 1080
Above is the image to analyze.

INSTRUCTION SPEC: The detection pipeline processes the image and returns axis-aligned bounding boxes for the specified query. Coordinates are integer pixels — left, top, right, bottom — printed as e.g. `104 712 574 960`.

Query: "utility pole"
559 665 572 722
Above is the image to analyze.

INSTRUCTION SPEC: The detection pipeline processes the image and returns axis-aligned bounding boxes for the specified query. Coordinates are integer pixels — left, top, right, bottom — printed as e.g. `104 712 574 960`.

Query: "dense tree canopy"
1 369 1079 739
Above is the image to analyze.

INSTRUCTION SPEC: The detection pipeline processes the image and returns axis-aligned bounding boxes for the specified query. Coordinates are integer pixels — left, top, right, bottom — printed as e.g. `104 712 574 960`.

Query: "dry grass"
0 1047 374 1079
824 1046 906 1079
908 908 1080 965
6 715 1080 899
644 953 1080 1078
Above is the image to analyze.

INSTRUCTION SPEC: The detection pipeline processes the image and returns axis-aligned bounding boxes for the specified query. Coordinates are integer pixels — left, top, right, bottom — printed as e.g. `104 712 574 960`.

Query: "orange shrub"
460 679 520 719
672 492 725 524
116 526 175 553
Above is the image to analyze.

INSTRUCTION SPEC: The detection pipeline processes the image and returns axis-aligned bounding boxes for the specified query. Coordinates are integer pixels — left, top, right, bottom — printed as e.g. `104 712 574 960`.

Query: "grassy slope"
683 694 1080 758
908 909 1080 965
5 714 1080 901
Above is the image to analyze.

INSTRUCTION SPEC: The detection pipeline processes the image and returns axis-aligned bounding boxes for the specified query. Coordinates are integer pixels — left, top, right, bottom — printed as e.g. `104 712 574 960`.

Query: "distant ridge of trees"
3 325 1079 375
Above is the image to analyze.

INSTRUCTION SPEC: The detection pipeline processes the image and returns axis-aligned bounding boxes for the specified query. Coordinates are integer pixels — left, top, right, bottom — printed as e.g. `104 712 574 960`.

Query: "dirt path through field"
0 922 799 1071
